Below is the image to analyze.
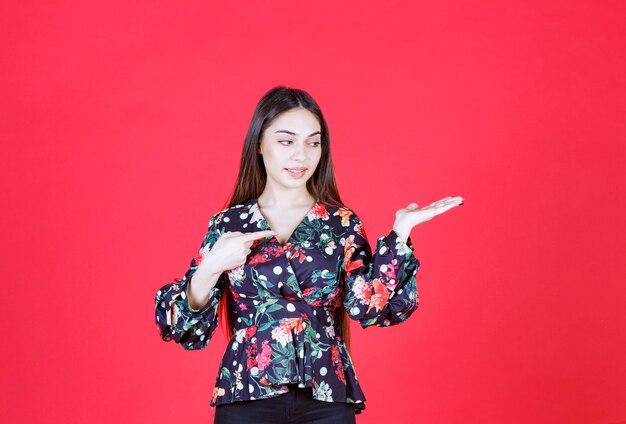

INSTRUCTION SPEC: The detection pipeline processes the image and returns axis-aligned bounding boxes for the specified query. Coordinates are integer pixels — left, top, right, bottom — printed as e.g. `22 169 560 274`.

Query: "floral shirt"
154 197 420 415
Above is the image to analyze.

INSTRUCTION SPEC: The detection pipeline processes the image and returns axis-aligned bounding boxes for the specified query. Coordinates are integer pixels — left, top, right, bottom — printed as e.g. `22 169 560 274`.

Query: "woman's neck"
256 190 316 209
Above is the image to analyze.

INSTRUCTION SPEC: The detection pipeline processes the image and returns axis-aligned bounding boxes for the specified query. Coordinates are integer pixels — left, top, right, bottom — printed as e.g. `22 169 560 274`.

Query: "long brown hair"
215 86 352 351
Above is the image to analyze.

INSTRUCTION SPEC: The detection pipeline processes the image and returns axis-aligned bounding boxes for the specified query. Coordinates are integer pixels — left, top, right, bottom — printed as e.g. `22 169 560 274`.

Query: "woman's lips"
285 168 306 178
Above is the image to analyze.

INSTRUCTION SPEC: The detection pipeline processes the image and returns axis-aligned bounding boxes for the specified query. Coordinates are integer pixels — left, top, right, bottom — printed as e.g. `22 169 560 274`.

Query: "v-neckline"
253 197 318 248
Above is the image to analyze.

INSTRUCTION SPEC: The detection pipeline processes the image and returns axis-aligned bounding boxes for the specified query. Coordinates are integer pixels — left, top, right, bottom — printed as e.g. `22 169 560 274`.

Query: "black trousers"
213 383 357 424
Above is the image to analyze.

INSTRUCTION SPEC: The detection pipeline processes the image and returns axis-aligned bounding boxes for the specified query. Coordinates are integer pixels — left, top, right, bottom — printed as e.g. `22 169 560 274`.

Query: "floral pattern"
154 197 420 414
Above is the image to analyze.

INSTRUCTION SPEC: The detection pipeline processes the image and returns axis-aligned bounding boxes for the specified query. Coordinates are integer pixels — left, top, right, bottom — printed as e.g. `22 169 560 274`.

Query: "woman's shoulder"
220 198 255 215
205 199 256 228
323 201 361 221
315 201 363 230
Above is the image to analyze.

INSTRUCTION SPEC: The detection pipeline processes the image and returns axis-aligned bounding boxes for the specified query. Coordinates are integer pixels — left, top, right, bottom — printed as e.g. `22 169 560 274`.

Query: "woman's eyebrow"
274 130 321 137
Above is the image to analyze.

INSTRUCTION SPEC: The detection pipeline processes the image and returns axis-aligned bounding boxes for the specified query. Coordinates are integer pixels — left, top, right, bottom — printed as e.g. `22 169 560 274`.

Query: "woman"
154 86 463 423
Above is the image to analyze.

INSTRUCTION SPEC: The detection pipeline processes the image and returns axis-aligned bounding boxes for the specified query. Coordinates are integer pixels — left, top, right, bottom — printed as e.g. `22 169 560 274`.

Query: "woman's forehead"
268 108 321 133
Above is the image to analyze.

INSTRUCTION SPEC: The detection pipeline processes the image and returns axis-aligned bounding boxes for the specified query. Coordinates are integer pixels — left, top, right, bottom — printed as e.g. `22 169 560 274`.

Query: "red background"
2 1 625 423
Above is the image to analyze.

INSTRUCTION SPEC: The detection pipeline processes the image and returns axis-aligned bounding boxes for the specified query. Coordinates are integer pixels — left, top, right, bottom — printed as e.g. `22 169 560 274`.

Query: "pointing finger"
239 230 277 242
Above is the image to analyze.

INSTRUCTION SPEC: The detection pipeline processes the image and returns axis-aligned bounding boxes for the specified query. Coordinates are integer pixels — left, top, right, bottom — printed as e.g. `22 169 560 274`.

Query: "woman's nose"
291 142 306 160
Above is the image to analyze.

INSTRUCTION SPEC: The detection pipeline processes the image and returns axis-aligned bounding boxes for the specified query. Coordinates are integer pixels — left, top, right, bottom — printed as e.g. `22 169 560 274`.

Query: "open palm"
395 196 464 228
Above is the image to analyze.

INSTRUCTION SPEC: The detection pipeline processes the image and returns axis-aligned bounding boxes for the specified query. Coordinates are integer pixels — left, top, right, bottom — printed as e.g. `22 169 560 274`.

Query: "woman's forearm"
187 267 222 311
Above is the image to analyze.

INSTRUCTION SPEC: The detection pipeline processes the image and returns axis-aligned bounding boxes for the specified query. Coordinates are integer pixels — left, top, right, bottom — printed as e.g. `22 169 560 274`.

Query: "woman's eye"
278 140 320 147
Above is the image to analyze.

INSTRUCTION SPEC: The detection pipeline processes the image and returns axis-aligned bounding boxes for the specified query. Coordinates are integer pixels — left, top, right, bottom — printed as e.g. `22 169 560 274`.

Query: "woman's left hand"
392 196 464 241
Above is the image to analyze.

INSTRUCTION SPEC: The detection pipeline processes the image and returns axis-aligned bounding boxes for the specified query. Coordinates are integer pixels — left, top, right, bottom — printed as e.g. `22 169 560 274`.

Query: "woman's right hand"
199 230 277 277
185 230 276 311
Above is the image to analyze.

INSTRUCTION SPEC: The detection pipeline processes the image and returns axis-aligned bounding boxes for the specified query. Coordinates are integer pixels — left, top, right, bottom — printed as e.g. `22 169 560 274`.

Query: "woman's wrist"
392 223 411 243
197 253 223 283
193 266 222 290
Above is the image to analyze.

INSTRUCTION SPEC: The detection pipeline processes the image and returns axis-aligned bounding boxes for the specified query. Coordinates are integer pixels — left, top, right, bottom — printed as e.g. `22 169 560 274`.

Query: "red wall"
2 1 625 423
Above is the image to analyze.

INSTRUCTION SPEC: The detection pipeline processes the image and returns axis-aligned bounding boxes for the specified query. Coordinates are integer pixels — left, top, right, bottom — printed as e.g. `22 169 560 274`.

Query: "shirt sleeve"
342 212 420 328
154 213 225 351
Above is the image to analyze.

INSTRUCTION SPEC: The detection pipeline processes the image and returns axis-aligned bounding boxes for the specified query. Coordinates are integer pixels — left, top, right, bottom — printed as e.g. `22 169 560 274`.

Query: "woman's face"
258 107 322 191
